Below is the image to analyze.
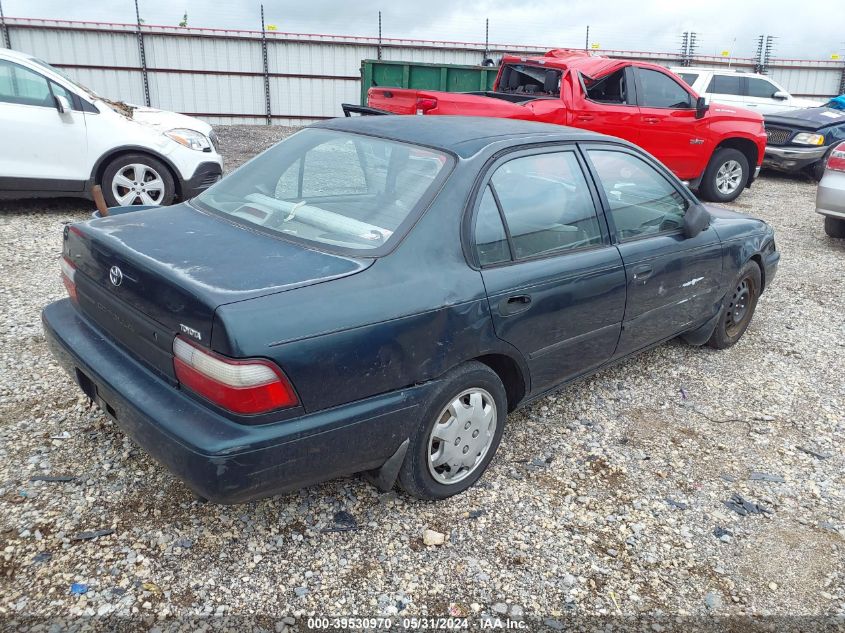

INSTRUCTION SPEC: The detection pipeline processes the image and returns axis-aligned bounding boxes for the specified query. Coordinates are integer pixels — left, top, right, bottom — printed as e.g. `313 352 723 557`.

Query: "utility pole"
377 11 382 60
585 25 589 51
755 34 775 74
134 0 150 107
483 18 489 64
260 4 271 125
679 31 697 66
0 0 11 49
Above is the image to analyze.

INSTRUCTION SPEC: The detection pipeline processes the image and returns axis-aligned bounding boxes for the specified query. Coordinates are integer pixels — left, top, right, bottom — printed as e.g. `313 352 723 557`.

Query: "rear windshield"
193 128 450 252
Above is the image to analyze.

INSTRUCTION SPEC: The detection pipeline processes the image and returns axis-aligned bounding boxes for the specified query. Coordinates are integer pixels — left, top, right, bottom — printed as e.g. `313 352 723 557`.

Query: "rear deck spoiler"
342 103 392 117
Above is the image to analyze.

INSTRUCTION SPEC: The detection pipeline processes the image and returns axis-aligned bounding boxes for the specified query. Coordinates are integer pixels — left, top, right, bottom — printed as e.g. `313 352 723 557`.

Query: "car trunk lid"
64 203 371 376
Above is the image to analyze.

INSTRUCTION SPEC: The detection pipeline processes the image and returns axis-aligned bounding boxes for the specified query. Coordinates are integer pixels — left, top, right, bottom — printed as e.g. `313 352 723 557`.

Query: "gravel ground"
0 125 843 629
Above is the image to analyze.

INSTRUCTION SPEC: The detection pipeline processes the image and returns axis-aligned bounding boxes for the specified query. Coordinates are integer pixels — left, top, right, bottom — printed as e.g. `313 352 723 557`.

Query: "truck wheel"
699 148 749 203
101 153 176 207
707 260 761 349
824 216 845 238
809 159 827 182
397 362 507 500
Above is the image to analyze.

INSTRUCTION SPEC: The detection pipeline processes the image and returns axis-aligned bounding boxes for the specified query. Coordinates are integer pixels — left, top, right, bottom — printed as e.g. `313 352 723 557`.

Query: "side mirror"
695 96 709 119
772 91 789 100
683 203 711 239
54 95 70 114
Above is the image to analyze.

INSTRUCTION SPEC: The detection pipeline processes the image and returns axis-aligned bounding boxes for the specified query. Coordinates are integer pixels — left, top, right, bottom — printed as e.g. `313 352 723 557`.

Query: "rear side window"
707 74 743 96
486 151 603 260
637 69 693 108
0 60 53 107
474 186 511 266
589 150 688 241
746 78 779 98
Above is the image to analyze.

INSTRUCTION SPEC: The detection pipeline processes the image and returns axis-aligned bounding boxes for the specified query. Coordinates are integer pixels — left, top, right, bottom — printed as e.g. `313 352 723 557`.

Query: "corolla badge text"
180 324 202 341
109 266 123 287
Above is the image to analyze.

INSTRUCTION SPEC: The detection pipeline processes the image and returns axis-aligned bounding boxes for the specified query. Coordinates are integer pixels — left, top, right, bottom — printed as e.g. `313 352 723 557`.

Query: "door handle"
499 294 532 316
575 115 595 122
643 117 660 124
631 264 653 282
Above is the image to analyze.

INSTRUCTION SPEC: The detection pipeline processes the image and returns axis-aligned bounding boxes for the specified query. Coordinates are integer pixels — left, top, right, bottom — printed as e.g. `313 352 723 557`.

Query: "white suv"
671 67 822 115
0 48 223 207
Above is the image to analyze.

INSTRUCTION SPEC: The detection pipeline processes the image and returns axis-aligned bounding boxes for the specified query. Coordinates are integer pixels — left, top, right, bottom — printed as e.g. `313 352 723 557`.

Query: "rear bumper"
763 145 827 172
815 170 845 218
181 161 223 199
42 299 429 503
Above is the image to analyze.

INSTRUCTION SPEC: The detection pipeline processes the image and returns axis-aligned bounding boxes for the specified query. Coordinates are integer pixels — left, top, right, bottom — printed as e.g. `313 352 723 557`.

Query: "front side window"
0 60 53 107
589 150 687 241
194 128 450 252
487 151 603 259
746 78 779 99
637 69 693 108
707 74 743 96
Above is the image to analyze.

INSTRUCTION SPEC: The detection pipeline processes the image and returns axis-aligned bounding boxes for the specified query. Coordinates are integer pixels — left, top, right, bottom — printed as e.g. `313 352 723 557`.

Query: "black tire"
707 260 762 349
101 153 176 207
824 216 845 238
698 148 750 203
397 362 507 500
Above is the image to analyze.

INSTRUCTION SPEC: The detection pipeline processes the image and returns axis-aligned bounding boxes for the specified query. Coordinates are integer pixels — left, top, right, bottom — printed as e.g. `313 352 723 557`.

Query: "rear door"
633 67 710 180
583 145 723 356
471 146 626 393
704 73 746 109
0 59 88 190
568 66 641 145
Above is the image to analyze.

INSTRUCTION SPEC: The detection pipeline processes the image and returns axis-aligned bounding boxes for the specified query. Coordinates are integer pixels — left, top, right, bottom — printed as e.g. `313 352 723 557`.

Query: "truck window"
499 64 561 96
677 73 699 87
746 78 779 98
583 69 630 105
637 69 693 108
707 75 743 96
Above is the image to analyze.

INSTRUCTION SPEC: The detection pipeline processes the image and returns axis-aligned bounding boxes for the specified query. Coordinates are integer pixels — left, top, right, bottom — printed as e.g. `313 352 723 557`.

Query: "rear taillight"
826 141 845 173
415 97 438 115
172 336 298 415
60 256 77 302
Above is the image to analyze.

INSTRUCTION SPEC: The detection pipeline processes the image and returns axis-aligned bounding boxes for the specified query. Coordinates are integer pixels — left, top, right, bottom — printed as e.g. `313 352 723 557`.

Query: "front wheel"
101 153 176 207
824 216 845 238
397 362 507 500
698 148 750 203
708 261 762 349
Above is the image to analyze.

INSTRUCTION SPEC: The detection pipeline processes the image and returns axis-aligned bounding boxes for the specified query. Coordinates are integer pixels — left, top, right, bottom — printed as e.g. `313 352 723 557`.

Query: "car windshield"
30 57 99 98
193 128 450 252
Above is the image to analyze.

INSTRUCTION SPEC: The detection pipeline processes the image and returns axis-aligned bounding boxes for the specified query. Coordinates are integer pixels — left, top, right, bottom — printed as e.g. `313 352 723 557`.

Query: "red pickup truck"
367 50 767 202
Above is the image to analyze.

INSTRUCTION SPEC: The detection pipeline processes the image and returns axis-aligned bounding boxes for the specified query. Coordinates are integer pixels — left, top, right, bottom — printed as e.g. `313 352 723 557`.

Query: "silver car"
816 141 845 238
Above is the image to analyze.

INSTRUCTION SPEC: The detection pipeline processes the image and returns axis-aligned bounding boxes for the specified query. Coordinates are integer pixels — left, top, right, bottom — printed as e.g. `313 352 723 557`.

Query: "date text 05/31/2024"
306 616 529 630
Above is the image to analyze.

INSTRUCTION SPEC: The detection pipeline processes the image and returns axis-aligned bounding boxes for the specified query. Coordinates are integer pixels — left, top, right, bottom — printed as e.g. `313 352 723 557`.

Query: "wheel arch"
90 146 183 199
714 137 759 174
473 353 529 412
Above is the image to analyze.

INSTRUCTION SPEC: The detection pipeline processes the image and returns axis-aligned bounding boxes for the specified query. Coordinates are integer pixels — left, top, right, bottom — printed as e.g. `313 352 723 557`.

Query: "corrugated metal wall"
4 17 844 125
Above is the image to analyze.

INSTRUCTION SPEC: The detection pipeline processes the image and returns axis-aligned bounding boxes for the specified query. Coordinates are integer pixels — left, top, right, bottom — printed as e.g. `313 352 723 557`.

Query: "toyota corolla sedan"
42 116 779 503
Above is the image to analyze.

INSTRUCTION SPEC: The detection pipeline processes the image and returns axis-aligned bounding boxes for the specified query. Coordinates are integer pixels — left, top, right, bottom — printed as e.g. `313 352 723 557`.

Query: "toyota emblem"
109 265 123 287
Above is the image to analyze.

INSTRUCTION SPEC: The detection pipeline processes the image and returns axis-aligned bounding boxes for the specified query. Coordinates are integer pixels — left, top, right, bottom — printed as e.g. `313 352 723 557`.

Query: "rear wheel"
698 148 749 203
101 153 176 207
707 261 761 349
824 216 845 238
398 362 507 500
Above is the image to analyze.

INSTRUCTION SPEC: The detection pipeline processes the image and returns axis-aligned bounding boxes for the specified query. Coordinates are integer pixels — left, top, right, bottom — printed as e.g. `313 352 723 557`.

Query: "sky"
2 0 843 60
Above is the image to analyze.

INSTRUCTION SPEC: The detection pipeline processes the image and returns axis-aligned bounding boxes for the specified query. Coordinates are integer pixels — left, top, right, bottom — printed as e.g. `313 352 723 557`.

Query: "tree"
178 11 188 27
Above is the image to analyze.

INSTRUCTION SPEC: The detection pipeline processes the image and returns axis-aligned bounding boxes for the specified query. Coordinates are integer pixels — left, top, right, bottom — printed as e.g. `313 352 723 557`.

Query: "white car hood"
126 106 213 136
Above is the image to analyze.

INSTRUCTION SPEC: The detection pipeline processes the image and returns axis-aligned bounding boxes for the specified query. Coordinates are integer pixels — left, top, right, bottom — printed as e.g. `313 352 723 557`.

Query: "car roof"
315 115 612 158
0 48 36 62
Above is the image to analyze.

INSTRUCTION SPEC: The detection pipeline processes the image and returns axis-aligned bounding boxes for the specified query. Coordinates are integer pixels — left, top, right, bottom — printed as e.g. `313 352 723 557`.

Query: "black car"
42 116 779 503
763 104 845 180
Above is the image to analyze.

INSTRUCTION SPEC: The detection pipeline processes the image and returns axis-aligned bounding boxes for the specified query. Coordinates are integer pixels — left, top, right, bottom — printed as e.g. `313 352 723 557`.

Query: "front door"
633 67 711 181
0 59 88 191
583 145 723 356
471 147 626 393
568 66 641 147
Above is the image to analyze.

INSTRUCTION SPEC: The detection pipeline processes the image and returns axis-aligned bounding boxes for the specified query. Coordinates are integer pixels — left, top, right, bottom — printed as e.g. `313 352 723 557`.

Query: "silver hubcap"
427 388 497 485
112 163 165 206
715 159 743 195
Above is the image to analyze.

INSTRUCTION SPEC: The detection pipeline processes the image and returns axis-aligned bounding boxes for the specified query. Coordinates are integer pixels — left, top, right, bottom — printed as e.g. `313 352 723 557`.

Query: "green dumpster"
360 59 498 105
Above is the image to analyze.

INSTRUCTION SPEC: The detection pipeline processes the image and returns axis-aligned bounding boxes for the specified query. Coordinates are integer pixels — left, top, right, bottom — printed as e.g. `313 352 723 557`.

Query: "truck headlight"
792 133 825 146
165 128 212 151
